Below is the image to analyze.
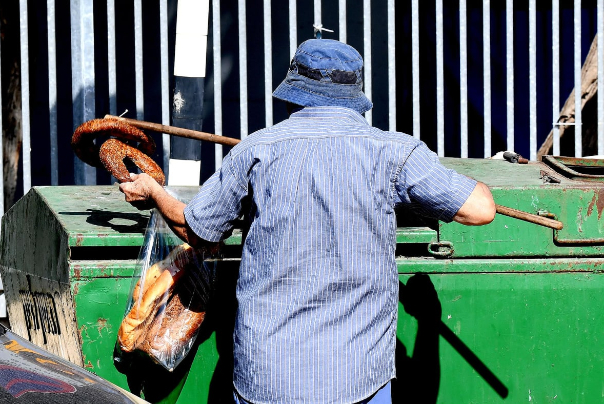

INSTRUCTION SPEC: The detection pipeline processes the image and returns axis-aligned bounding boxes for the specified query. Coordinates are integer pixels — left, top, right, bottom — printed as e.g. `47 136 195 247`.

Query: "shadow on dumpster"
115 272 507 403
394 274 509 403
393 274 442 403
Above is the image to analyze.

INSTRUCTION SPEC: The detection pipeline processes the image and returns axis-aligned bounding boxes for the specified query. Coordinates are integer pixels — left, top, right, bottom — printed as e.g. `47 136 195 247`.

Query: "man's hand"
119 173 162 210
119 173 198 246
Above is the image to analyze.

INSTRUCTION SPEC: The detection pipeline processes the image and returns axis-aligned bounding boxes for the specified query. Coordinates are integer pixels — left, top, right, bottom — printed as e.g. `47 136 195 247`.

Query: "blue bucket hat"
272 39 373 114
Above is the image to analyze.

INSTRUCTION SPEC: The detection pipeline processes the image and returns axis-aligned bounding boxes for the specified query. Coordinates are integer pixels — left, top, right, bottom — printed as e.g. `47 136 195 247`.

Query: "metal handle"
427 241 453 257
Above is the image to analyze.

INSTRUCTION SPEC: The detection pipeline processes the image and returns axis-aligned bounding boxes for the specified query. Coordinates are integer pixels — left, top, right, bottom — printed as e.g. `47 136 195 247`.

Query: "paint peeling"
587 193 597 217
96 318 108 334
73 265 82 280
75 233 84 247
173 91 185 113
528 389 532 401
576 208 583 233
597 189 604 220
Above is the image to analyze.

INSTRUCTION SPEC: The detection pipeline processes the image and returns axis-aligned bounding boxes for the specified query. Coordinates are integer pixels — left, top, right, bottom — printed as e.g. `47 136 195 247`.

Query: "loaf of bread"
138 291 206 370
118 244 196 352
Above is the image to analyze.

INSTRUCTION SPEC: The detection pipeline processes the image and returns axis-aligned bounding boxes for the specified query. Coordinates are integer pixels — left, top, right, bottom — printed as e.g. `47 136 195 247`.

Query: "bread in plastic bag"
115 209 216 372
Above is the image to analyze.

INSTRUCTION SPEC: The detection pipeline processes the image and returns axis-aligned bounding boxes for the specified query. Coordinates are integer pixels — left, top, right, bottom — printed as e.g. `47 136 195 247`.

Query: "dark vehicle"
0 323 146 403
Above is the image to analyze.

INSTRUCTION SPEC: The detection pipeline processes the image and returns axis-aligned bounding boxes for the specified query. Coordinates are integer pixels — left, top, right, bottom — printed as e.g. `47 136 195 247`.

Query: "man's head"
272 39 373 114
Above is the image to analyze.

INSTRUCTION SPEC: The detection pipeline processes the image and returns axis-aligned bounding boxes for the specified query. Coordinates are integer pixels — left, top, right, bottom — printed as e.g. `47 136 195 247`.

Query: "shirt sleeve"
183 152 249 242
394 142 477 223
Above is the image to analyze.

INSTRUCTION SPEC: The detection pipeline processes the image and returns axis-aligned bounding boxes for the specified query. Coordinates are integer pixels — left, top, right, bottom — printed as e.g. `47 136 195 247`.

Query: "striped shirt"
184 107 476 404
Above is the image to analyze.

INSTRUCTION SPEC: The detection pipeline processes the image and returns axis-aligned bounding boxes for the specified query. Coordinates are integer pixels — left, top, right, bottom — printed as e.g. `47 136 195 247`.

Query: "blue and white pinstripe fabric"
184 107 476 404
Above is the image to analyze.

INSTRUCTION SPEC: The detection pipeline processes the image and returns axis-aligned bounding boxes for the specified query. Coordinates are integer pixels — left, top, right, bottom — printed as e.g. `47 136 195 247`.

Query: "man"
120 39 495 404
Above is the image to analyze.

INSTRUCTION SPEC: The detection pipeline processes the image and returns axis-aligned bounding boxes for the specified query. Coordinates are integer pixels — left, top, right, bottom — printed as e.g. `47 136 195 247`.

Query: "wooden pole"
106 116 564 230
104 115 241 147
495 204 563 230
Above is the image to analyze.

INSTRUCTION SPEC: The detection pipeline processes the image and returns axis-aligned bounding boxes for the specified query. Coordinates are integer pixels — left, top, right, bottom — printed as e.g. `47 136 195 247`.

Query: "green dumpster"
2 156 604 403
0 185 240 403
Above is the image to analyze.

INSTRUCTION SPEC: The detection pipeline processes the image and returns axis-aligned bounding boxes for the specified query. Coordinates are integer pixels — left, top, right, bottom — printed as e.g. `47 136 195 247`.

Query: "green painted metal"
397 272 604 403
396 256 604 274
396 227 438 244
35 186 151 247
437 159 604 257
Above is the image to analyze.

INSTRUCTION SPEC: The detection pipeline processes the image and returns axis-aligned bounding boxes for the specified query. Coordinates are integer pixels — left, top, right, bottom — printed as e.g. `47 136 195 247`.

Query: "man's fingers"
129 173 139 181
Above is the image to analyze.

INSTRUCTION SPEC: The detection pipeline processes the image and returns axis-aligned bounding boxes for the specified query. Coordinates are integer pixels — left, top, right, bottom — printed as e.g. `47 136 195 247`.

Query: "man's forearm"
150 187 191 244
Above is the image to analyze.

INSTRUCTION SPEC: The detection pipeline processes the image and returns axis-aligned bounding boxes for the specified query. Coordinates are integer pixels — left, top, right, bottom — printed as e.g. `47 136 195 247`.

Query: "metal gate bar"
459 0 468 158
47 0 59 185
212 0 223 170
238 0 248 139
160 0 170 171
107 0 117 117
263 0 273 127
412 0 420 140
552 0 560 155
70 0 96 185
506 0 514 151
339 0 346 43
436 0 444 155
19 0 31 192
574 0 582 157
134 0 144 121
290 0 297 58
529 0 537 161
483 0 491 158
363 0 372 125
599 0 604 155
0 15 4 213
387 0 395 132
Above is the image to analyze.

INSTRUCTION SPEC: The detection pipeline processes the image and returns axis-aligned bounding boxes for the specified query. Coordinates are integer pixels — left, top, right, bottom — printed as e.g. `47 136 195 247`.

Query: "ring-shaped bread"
71 118 156 167
99 138 165 186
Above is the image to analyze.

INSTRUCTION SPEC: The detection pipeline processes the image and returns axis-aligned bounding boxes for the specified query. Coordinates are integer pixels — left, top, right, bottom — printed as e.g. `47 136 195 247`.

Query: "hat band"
295 63 359 85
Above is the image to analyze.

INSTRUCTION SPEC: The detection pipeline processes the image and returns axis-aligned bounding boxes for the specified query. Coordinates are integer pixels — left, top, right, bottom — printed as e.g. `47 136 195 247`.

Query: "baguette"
131 243 193 303
138 289 206 370
118 244 195 352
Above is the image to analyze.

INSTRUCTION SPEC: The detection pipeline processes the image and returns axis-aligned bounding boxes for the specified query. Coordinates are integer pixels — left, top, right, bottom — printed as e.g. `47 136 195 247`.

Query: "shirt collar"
289 106 370 126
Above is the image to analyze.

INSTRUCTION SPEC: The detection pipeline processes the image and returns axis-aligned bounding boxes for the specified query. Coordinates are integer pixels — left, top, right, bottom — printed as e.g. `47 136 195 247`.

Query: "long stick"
104 114 241 147
106 115 565 230
496 204 563 230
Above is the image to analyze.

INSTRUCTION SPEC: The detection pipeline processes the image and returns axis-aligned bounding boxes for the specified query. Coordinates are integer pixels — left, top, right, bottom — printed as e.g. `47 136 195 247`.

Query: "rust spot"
597 189 604 220
75 233 84 247
97 318 108 334
96 263 109 277
587 193 597 217
83 360 94 369
73 265 82 280
73 283 79 296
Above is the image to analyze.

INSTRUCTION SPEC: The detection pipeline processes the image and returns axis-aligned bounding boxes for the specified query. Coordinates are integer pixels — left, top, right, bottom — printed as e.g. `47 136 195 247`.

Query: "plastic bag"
115 208 216 372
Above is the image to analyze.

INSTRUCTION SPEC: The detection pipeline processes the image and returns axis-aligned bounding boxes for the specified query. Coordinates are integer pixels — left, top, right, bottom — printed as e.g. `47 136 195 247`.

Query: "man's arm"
119 173 208 248
452 181 496 226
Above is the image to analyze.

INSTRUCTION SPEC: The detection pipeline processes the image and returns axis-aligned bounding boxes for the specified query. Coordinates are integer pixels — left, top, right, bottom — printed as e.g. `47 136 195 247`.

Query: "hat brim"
272 73 373 115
